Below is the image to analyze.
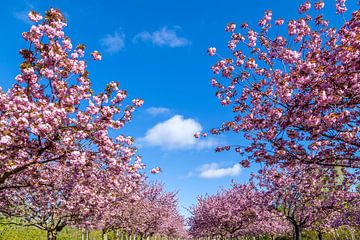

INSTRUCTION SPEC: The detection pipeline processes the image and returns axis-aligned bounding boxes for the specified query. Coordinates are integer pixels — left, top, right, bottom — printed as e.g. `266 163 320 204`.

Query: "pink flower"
194 132 201 138
207 47 216 56
132 98 144 107
314 1 325 10
28 11 43 22
151 167 161 174
275 19 284 26
71 52 79 59
240 160 250 168
245 58 257 69
298 1 311 14
91 51 102 61
335 0 347 14
259 10 272 26
225 23 236 32
247 30 257 47
0 135 12 145
235 147 241 153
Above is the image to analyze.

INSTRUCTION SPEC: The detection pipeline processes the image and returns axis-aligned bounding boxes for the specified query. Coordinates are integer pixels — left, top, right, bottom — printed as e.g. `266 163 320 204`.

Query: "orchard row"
0 1 359 240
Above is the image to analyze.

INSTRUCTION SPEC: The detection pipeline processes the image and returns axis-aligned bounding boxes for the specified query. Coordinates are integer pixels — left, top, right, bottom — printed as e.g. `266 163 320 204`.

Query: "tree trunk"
82 229 85 240
103 229 108 240
350 228 355 240
294 224 302 240
116 230 120 240
47 230 57 240
318 231 323 240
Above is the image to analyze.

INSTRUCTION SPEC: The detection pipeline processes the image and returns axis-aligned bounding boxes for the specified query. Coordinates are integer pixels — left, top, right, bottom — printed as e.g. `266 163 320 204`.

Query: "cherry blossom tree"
0 8 144 192
202 1 359 169
320 195 360 240
98 182 186 240
0 152 143 240
254 164 359 240
0 8 153 240
188 183 290 239
1 165 84 239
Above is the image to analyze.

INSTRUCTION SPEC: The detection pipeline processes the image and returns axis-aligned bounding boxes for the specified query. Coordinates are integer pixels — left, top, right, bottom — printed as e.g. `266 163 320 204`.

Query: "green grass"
0 225 103 240
1 224 359 240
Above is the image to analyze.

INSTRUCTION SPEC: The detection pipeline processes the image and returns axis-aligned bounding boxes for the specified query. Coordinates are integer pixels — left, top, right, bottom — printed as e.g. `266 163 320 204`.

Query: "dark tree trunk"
294 224 302 240
47 230 57 240
102 229 108 240
318 231 323 240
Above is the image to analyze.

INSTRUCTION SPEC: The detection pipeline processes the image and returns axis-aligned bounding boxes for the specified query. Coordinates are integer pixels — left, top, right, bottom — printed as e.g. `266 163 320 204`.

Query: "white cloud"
198 163 241 179
139 115 215 150
146 107 171 116
133 27 190 47
100 32 125 54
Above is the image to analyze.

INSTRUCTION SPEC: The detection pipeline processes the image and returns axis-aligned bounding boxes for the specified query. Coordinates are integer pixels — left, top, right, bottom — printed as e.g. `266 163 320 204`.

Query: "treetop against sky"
0 0 358 219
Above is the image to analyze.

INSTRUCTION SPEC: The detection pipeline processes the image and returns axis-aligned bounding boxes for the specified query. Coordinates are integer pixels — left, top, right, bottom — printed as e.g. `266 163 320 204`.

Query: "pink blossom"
207 47 216 56
132 98 144 107
275 18 284 26
0 135 12 145
225 23 236 32
91 51 102 60
335 0 347 14
194 132 201 138
151 167 161 174
240 160 250 168
28 11 43 22
298 1 311 13
314 1 325 10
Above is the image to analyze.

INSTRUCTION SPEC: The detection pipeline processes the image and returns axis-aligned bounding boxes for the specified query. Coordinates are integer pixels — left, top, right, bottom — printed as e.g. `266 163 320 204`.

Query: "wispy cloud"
13 1 34 25
14 8 70 25
139 115 216 150
100 32 125 54
146 107 171 116
133 27 190 48
197 163 241 179
13 10 31 24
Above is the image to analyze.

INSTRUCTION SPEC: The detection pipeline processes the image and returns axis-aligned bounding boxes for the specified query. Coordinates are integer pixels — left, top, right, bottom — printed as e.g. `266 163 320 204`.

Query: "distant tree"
254 165 359 240
188 183 290 239
100 182 186 240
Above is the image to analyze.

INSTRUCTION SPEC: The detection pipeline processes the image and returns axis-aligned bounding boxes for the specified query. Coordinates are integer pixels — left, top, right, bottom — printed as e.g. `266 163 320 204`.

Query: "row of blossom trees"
0 8 186 240
191 0 359 239
188 183 291 239
189 165 359 239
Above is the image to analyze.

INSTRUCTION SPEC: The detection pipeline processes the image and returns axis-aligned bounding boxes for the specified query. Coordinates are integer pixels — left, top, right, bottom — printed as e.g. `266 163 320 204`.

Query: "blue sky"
1 0 357 219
